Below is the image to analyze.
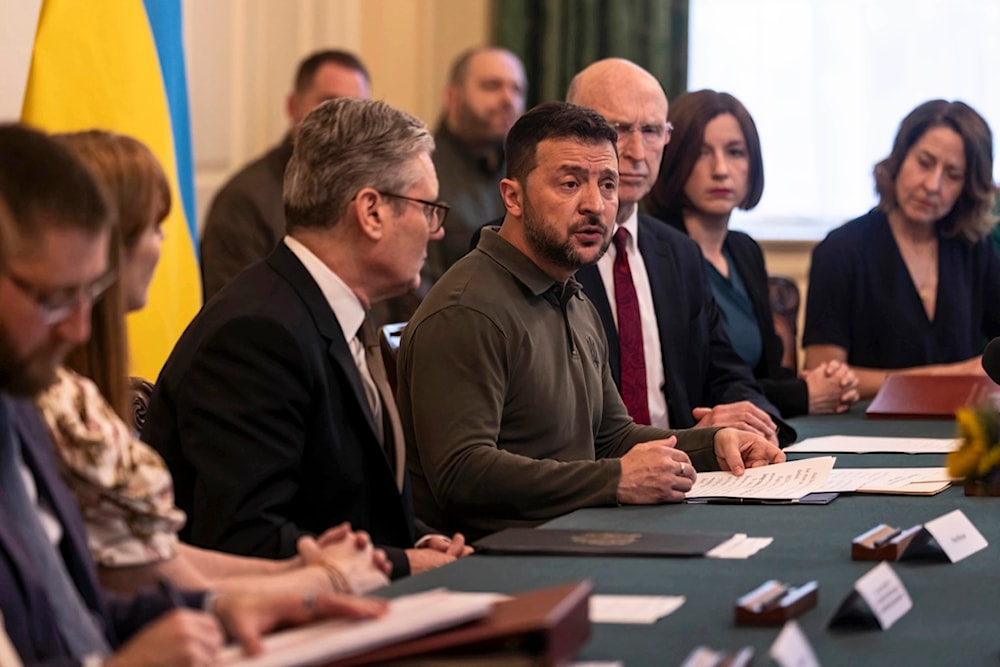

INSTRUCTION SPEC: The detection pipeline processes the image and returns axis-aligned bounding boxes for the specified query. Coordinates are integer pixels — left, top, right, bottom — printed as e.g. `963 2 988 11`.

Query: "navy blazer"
1 396 195 665
576 214 796 444
144 242 419 577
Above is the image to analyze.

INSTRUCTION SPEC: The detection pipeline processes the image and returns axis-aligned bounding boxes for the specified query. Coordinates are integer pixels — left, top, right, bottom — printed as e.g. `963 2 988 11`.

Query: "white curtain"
689 0 1000 241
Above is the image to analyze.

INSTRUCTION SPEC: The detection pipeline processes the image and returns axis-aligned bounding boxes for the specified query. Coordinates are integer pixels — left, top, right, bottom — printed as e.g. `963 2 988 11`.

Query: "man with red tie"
398 102 784 540
569 59 794 445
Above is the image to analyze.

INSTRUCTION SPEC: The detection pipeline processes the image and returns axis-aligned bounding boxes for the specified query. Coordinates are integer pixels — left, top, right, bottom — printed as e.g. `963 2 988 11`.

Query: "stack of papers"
784 436 957 454
686 457 835 501
819 468 954 495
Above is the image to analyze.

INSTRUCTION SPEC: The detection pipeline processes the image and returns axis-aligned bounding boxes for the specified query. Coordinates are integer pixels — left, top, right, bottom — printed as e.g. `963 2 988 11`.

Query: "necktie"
0 400 110 659
350 328 383 444
359 319 406 491
612 228 651 424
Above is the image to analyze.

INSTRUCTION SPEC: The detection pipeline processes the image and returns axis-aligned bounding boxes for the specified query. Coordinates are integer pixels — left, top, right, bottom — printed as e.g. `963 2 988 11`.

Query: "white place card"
923 509 988 563
769 620 820 667
681 646 753 667
853 562 912 630
706 533 774 559
589 595 685 624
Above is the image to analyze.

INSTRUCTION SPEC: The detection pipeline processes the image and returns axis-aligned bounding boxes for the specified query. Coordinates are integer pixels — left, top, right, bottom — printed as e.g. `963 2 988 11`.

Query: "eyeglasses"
378 192 449 233
5 269 117 325
610 121 674 145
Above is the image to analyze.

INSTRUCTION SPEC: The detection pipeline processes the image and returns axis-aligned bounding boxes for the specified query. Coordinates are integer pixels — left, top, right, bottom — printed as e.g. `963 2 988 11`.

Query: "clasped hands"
801 359 860 414
617 429 785 504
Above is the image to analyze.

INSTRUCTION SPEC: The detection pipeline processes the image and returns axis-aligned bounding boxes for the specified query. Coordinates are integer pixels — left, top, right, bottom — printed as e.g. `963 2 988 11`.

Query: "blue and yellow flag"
21 0 201 381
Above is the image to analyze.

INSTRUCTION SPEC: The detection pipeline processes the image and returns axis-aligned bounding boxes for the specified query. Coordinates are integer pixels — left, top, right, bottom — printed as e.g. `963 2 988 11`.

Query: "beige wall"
190 0 493 233
0 0 815 347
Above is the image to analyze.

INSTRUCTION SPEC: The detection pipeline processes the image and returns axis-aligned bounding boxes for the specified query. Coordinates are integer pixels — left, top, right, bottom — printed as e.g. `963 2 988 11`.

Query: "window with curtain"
496 0 690 107
689 0 1000 241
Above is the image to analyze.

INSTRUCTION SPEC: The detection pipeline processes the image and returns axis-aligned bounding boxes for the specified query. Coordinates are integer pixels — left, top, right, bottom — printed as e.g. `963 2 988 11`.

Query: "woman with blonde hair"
36 130 390 595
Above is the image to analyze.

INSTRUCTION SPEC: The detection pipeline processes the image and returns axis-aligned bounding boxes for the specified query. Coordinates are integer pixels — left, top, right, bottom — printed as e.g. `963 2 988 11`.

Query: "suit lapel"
267 245 394 465
7 399 108 637
637 215 686 389
576 264 622 383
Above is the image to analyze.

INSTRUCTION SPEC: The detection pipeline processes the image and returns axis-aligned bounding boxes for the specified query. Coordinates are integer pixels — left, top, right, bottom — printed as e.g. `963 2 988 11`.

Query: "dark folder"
866 374 1000 419
334 581 592 667
474 527 731 556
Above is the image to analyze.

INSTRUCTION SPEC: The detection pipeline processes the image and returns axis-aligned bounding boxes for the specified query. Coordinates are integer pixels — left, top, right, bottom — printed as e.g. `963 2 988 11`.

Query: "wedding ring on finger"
679 463 686 476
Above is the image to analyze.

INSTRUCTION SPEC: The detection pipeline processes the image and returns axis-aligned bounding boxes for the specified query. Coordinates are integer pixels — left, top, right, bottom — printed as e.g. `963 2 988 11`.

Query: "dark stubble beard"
522 197 612 272
0 323 57 397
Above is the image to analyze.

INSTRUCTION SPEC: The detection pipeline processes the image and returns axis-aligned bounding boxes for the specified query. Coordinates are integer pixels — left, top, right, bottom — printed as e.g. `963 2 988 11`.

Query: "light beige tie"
360 318 406 492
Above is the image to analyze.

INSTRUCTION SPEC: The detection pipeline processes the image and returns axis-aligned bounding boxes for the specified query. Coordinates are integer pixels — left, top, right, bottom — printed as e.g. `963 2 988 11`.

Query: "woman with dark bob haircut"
803 99 1000 398
645 90 859 417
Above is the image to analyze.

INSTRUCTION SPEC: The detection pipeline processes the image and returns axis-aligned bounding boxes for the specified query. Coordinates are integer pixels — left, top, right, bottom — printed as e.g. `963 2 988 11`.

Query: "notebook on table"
474 528 732 557
866 374 1000 419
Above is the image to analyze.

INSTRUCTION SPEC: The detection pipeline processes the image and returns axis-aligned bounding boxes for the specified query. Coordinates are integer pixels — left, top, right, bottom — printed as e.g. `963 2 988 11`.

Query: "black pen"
158 577 187 609
872 528 902 549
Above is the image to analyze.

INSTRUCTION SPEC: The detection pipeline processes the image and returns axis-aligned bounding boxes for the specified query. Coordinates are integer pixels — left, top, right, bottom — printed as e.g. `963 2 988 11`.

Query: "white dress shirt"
596 208 669 428
284 236 382 433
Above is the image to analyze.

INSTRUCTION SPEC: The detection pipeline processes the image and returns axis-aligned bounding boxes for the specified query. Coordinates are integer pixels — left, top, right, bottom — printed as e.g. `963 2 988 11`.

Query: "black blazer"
718 230 808 417
576 214 796 444
1 396 193 664
144 242 418 576
660 211 809 418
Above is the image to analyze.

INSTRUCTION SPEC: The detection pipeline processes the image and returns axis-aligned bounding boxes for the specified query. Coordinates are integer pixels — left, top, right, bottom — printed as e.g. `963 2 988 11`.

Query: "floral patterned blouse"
35 368 186 567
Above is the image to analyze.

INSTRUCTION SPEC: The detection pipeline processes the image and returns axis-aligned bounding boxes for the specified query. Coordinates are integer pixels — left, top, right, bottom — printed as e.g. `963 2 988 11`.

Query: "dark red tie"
612 227 650 424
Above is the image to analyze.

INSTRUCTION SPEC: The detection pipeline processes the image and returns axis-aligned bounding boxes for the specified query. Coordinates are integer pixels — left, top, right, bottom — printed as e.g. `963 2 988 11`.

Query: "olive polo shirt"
398 227 719 539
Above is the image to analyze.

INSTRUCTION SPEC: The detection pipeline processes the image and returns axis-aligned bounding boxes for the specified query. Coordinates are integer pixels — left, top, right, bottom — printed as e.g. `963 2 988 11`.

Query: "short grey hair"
284 98 434 232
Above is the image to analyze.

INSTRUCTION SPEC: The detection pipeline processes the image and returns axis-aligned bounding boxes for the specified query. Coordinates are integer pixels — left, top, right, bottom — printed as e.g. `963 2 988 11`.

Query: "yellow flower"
948 407 990 479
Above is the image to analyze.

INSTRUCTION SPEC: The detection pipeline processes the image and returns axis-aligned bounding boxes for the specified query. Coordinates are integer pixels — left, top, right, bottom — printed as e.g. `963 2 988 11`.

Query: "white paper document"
218 589 501 667
589 594 685 624
818 467 954 494
686 456 835 500
706 533 773 559
785 435 957 454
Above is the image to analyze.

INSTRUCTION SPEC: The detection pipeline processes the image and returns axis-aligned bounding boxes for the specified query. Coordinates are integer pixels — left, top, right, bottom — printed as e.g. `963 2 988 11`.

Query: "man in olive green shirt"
397 102 784 539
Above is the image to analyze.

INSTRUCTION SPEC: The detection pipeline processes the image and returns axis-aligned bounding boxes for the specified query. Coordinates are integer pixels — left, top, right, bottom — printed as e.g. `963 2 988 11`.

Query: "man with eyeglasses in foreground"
0 124 385 666
143 98 470 581
569 59 796 446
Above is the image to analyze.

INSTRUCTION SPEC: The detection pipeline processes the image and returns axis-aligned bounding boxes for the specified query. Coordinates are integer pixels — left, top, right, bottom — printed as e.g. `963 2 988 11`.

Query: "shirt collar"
283 236 366 341
476 227 583 301
614 206 640 248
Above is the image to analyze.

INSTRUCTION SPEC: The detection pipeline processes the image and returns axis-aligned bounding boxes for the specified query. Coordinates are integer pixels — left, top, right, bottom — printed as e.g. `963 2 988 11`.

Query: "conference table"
382 407 999 666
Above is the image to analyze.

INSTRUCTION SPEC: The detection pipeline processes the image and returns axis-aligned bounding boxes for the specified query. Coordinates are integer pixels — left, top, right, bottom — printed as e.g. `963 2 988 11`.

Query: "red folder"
866 374 1000 419
333 581 592 667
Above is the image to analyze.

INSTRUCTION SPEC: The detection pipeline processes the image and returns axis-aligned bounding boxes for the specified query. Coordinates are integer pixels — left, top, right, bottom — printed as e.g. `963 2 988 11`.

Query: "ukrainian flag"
21 0 200 381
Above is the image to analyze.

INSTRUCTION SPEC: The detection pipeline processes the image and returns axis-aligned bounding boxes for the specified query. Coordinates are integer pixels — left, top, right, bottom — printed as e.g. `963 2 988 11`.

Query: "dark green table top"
384 407 998 666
